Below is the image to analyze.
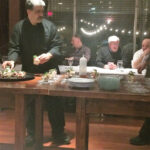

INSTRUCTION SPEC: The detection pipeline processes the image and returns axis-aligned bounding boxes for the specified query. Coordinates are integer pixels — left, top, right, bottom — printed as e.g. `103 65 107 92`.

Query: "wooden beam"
9 0 21 36
133 0 139 54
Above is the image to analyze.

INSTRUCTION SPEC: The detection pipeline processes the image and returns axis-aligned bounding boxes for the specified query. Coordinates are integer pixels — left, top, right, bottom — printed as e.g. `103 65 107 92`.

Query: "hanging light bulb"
136 31 139 35
115 29 119 32
143 32 147 36
128 31 131 34
121 30 125 33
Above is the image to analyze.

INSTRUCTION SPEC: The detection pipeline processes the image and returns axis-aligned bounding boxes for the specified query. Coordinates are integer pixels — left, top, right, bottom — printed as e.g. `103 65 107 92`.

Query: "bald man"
132 38 150 69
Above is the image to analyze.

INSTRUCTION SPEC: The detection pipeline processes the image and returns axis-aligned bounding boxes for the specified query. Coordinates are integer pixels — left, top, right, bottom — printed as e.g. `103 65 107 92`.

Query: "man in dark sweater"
65 35 91 66
2 0 70 146
96 35 122 69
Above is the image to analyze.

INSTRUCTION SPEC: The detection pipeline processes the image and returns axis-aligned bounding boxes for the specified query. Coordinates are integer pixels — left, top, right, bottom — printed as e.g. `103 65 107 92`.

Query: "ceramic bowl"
98 76 120 91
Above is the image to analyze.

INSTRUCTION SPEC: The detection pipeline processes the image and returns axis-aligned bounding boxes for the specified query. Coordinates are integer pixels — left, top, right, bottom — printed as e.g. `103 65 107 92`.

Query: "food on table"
128 71 135 76
33 55 40 65
90 69 99 78
66 68 75 78
128 71 135 82
42 69 57 81
0 67 26 79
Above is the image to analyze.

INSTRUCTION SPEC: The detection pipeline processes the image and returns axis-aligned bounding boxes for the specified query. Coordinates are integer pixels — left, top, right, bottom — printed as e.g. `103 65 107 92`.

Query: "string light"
115 29 119 32
121 30 125 33
143 32 147 36
136 31 139 35
81 28 97 36
97 29 100 32
106 18 112 24
80 19 111 28
110 28 113 31
57 26 66 32
128 31 131 34
99 26 103 30
80 19 148 37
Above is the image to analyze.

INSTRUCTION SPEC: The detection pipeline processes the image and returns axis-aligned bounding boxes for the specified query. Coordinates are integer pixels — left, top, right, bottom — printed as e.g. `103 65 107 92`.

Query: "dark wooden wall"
0 0 9 55
0 0 26 56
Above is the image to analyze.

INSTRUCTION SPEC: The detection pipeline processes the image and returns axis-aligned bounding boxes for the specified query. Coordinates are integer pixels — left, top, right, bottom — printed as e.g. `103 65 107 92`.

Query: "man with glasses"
2 0 70 146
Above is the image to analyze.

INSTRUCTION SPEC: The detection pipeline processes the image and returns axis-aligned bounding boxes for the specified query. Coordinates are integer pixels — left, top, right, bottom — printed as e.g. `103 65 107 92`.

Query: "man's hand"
2 61 15 69
65 57 74 61
104 62 117 70
38 53 53 64
143 48 150 56
137 62 147 74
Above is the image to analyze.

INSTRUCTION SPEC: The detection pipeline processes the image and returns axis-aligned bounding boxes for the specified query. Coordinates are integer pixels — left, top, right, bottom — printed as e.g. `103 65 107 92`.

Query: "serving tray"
0 73 34 81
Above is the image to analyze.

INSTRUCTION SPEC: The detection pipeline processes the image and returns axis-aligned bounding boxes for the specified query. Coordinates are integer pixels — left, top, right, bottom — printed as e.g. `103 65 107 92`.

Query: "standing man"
2 0 70 146
132 38 150 69
96 35 123 69
65 35 91 66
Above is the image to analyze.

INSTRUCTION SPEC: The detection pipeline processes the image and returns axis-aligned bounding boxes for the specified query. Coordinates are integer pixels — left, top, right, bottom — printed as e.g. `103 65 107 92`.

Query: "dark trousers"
139 118 150 139
26 95 65 137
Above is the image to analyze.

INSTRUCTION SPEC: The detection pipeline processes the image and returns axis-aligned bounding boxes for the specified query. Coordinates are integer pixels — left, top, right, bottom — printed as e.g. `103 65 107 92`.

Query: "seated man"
96 35 123 69
130 54 150 146
65 35 91 66
132 38 150 69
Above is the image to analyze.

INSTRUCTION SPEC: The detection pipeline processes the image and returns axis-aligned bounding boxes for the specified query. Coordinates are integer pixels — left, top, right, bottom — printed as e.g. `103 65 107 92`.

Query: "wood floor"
0 109 150 150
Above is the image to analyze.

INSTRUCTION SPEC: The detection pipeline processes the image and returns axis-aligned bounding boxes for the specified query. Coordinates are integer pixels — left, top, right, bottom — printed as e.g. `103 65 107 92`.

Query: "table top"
0 75 149 102
58 65 146 76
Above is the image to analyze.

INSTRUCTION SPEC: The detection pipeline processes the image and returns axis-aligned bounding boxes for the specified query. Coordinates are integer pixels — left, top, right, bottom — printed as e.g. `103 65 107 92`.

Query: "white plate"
67 78 95 88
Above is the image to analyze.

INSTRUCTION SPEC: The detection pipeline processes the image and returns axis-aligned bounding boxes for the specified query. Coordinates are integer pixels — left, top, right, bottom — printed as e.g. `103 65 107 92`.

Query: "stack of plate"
67 78 95 88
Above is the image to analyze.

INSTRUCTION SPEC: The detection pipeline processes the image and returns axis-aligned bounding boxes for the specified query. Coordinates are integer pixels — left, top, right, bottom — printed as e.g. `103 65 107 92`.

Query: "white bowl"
68 78 95 88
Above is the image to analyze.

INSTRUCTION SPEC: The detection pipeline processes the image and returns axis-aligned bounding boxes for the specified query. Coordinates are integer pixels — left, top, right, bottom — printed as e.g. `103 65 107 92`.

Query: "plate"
67 78 95 88
0 73 34 82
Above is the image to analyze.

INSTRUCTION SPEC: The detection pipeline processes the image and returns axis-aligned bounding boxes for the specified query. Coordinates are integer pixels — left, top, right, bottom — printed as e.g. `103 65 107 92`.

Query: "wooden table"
0 76 150 150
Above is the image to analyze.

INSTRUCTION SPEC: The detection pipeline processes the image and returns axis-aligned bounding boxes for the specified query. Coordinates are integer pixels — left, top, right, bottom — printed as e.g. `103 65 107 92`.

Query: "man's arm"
8 23 21 62
132 49 150 69
137 54 150 73
2 22 21 69
47 23 63 56
84 47 91 62
38 22 63 65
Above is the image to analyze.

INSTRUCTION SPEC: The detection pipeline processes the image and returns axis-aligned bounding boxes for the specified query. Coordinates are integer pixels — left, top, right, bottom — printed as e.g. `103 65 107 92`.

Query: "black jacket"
96 45 132 68
96 46 122 68
8 18 62 73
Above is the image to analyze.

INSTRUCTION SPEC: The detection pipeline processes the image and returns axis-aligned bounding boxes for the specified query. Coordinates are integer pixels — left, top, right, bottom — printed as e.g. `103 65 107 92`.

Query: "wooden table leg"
35 96 43 150
76 98 89 150
15 94 26 150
